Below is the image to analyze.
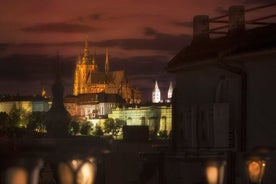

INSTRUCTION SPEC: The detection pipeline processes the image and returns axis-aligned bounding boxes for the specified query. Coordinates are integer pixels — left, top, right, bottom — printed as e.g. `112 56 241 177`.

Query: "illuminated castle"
73 39 141 104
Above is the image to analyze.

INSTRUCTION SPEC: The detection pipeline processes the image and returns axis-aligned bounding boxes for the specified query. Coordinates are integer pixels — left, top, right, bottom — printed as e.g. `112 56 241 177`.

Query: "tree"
103 118 124 138
80 124 91 135
27 112 46 132
115 118 126 127
93 126 103 137
8 105 21 127
157 130 168 139
69 121 80 135
0 112 9 128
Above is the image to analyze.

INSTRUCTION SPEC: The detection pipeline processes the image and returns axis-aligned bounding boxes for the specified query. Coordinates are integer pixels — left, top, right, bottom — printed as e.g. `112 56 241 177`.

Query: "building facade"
0 95 50 113
64 93 124 121
108 104 172 135
73 39 141 104
164 5 276 184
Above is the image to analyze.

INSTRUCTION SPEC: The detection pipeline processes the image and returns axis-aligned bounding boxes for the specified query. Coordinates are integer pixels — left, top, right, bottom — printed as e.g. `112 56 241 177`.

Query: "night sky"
0 0 274 101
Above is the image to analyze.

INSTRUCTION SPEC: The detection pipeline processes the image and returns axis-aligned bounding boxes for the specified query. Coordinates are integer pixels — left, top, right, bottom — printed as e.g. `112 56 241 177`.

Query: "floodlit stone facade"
73 39 141 104
108 104 172 134
0 95 50 113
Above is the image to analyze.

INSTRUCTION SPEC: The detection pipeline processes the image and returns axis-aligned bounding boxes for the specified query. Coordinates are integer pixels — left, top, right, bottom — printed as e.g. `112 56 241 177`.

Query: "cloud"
77 13 103 22
0 54 75 81
243 0 276 4
18 42 81 47
0 43 9 52
88 14 103 21
111 55 169 74
21 22 97 33
95 27 192 51
144 27 158 36
0 53 174 99
173 21 193 28
4 27 192 57
215 6 228 15
0 54 76 95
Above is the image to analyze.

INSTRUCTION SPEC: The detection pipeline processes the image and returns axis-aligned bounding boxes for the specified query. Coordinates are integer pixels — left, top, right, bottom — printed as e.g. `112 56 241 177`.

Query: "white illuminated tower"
167 81 173 100
152 81 161 103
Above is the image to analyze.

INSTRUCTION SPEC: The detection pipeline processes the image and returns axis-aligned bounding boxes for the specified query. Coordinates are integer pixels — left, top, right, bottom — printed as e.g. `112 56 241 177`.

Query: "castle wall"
108 105 172 133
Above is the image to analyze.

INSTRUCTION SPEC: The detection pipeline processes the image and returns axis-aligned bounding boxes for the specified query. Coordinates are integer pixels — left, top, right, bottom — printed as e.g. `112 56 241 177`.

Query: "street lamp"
3 158 43 184
5 167 28 184
205 160 226 184
245 156 266 184
244 146 274 184
58 157 97 184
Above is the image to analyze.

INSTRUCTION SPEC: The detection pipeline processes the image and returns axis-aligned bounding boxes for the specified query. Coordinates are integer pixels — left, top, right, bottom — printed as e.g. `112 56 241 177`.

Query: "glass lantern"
206 160 226 184
58 157 97 184
246 157 266 184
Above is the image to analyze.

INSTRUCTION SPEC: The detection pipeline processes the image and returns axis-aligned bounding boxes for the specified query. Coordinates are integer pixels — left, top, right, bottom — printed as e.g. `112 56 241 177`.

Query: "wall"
108 105 172 134
174 67 240 149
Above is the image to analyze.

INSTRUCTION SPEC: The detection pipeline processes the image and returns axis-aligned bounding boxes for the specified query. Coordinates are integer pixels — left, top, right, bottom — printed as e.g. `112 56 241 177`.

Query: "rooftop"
168 4 276 72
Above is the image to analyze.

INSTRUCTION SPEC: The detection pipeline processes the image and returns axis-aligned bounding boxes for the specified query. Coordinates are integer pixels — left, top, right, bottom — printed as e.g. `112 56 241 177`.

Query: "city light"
246 159 266 184
205 160 226 184
5 167 27 184
59 157 97 184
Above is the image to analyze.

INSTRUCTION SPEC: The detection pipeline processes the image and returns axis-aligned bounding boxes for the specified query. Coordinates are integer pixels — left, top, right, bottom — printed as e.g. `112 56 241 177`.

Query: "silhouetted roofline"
167 23 276 72
0 94 50 102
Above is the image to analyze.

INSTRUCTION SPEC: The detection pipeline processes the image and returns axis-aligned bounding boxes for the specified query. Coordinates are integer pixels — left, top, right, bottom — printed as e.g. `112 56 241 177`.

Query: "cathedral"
73 39 141 104
152 81 173 103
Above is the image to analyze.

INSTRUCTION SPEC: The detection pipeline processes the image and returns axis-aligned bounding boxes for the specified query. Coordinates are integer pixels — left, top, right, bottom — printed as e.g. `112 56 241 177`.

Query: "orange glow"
5 167 28 184
247 160 266 183
206 165 218 184
58 163 74 184
59 158 97 184
77 162 96 184
71 159 81 170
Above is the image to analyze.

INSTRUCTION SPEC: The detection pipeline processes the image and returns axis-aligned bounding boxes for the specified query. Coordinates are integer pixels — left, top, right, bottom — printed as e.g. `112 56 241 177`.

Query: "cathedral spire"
84 36 89 58
41 87 46 98
92 49 96 64
105 48 110 73
152 80 161 103
77 49 82 64
168 81 173 99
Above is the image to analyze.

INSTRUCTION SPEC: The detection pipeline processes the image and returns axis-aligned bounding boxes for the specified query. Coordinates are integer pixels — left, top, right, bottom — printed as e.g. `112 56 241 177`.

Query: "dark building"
165 4 276 184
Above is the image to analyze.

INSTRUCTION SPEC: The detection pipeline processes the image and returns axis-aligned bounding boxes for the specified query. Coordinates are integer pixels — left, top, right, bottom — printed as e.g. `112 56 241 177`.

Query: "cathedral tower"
73 38 98 95
72 38 141 104
152 81 161 103
168 81 173 99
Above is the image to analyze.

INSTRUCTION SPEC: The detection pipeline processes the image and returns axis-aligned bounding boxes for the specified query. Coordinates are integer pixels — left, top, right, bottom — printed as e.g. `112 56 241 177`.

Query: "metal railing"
208 3 276 36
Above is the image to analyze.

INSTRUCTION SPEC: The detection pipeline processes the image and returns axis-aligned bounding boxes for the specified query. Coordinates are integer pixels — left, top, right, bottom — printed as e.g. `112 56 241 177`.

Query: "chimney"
192 15 210 43
228 5 245 35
